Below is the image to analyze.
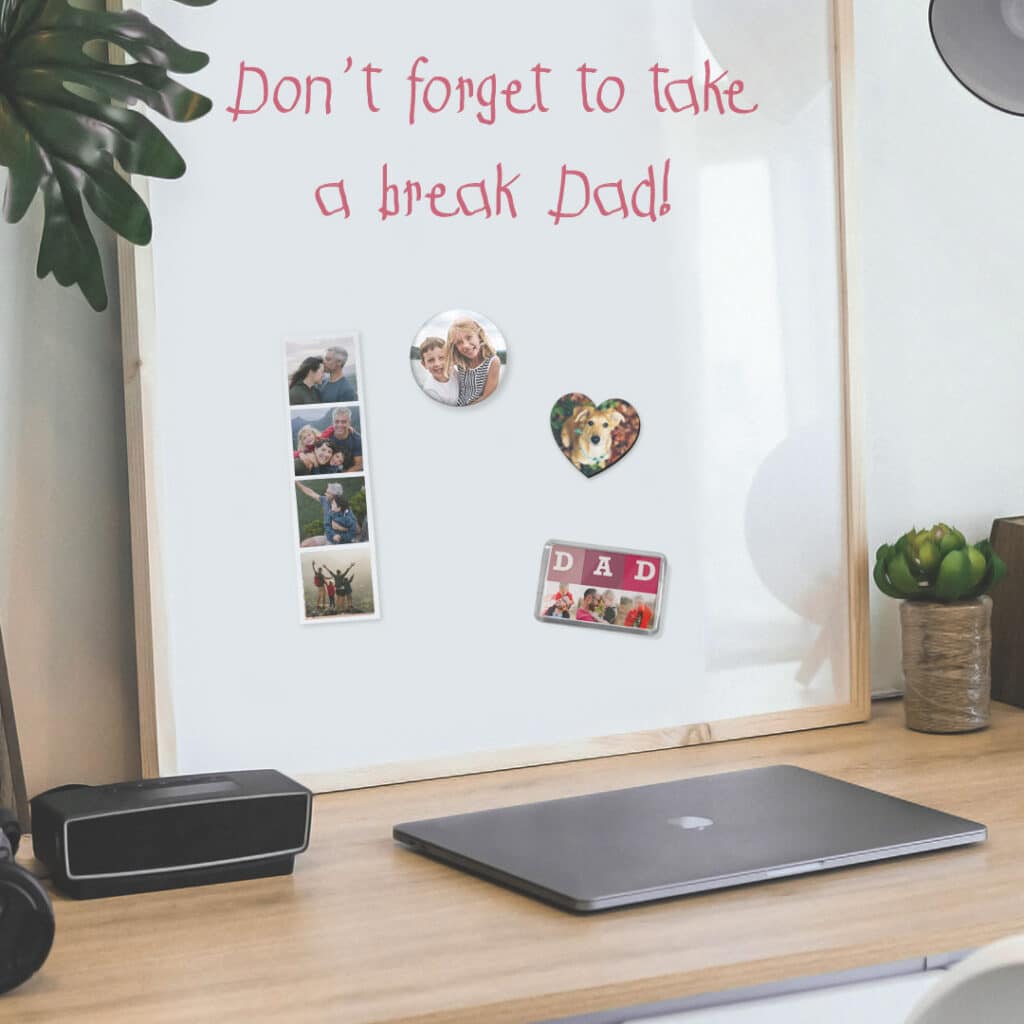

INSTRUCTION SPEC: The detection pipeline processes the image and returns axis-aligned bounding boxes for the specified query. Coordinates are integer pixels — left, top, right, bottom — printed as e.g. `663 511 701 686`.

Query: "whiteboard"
119 0 867 789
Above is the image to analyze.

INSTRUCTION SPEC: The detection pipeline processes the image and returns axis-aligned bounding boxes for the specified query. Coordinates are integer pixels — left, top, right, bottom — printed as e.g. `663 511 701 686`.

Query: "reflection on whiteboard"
136 0 854 784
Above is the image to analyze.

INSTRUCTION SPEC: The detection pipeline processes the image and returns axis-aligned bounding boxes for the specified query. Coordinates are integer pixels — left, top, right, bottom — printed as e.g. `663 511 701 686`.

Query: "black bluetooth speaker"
31 770 312 899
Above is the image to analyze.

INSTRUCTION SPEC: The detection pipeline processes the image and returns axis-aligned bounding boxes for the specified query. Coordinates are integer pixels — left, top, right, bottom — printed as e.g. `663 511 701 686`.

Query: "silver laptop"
393 766 986 912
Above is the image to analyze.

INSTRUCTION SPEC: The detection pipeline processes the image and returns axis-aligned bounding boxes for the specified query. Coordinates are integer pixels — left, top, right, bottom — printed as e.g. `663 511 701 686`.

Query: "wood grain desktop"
7 700 1024 1024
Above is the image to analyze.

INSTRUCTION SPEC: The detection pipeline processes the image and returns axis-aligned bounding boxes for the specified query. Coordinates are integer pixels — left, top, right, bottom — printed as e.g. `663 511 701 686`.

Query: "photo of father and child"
410 309 507 408
542 583 657 631
294 476 369 547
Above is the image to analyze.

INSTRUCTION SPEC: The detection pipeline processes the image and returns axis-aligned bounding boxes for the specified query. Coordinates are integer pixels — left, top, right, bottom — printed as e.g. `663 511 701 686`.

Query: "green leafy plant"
0 0 216 311
874 523 1007 603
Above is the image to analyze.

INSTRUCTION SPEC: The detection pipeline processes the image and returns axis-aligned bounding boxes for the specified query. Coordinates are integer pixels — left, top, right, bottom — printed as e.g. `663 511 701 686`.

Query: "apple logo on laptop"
667 815 714 831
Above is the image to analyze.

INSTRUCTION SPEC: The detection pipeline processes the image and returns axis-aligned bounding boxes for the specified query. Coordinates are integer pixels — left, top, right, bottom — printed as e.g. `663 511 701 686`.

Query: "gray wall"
858 3 1024 690
2 2 1024 798
0 208 140 798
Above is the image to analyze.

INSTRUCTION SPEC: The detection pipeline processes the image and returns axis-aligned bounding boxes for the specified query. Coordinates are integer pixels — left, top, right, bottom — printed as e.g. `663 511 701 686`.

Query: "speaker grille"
66 794 309 877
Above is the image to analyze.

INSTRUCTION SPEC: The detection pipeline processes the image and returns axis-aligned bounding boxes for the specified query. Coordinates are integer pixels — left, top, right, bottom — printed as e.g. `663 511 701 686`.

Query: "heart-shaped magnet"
550 393 641 478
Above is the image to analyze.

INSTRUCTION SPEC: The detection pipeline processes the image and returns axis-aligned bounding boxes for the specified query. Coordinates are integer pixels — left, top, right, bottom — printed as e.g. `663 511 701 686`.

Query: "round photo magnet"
410 309 507 408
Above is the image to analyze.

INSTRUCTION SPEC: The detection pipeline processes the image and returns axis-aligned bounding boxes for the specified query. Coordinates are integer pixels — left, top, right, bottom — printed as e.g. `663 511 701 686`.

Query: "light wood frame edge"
111 0 175 778
114 0 868 791
833 0 870 722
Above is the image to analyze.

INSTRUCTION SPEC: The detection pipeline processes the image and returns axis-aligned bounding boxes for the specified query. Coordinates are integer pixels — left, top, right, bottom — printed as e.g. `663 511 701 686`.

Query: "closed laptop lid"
393 766 986 912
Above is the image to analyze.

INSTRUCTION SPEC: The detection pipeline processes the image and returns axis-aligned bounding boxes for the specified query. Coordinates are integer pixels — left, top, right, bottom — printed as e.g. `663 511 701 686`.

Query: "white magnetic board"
120 0 867 789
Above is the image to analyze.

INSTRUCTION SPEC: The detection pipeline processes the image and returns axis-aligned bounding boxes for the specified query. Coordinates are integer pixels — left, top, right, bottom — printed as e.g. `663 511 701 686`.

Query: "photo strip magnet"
285 333 380 624
536 540 665 634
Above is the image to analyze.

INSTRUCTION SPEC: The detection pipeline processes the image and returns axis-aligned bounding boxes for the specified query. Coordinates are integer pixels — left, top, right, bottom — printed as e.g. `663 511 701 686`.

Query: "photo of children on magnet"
301 548 375 619
536 542 664 634
286 337 359 405
410 309 507 408
551 394 641 478
292 406 364 476
294 476 369 548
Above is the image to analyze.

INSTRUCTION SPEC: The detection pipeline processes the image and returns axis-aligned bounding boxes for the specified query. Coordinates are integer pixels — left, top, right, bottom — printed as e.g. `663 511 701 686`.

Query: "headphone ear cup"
0 863 55 995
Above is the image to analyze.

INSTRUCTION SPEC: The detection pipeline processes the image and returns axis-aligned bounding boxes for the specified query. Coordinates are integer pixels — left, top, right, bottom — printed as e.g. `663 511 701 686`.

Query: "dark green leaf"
0 93 43 219
963 546 1008 600
872 557 906 600
0 0 216 309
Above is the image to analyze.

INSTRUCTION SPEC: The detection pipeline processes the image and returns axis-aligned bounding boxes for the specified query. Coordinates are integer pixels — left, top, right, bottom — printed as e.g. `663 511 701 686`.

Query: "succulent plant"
874 523 1007 603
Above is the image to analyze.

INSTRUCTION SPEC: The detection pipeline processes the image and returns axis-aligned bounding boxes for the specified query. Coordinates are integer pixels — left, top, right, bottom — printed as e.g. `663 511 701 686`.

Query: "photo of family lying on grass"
295 476 369 547
301 549 376 619
410 309 507 408
292 406 363 476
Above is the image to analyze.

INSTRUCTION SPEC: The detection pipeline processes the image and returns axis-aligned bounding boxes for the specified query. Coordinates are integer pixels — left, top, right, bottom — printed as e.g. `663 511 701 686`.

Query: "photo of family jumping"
286 337 360 405
292 406 364 476
295 476 369 547
540 582 658 631
410 309 507 408
301 549 376 618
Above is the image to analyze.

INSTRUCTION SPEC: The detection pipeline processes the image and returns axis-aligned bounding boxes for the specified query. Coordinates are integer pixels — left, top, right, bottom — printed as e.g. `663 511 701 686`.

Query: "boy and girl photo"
302 550 375 618
410 309 506 408
292 406 364 476
295 477 368 547
287 340 359 405
543 582 656 630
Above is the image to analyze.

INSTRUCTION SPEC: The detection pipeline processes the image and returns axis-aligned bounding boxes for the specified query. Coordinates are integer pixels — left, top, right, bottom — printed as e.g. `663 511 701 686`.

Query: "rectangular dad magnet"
535 540 665 634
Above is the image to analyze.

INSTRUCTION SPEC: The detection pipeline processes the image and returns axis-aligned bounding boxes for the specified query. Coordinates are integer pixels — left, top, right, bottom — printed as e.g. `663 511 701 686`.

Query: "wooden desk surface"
8 700 1024 1023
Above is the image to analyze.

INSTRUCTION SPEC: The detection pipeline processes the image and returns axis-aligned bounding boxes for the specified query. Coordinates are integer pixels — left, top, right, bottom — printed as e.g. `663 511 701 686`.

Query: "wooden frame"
115 0 868 790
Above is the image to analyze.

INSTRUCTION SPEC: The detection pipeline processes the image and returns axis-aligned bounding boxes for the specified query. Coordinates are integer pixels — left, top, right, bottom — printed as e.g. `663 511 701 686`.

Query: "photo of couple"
286 338 360 405
410 309 507 409
292 406 363 476
301 550 376 619
295 477 369 547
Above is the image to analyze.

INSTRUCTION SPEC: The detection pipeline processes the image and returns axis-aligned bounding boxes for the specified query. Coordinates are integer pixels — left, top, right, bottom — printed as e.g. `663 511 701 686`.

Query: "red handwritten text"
649 61 758 115
378 163 521 220
576 64 626 113
406 57 551 126
548 160 672 225
315 180 351 218
227 60 351 120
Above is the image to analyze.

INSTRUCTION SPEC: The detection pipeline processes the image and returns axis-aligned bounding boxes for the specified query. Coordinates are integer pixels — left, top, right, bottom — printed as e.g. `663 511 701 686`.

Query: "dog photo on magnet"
550 394 640 478
535 541 664 634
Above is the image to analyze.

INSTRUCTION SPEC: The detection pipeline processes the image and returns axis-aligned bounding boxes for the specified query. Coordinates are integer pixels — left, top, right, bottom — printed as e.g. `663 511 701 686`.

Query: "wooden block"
989 516 1024 708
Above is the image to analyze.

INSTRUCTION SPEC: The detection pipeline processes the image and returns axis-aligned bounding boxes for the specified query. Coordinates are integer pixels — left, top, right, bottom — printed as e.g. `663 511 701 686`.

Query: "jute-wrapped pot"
900 596 992 733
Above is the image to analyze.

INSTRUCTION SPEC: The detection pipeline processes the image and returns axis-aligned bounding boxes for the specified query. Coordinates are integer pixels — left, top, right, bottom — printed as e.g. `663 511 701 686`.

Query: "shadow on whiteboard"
743 424 846 686
693 0 831 123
